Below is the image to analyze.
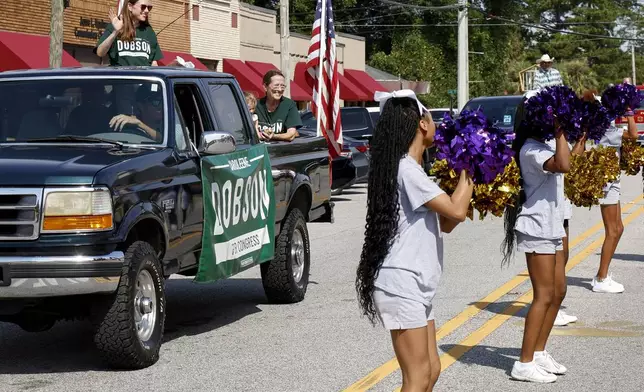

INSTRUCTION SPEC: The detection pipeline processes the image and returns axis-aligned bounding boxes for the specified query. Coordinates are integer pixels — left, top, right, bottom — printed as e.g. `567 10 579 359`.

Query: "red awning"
294 62 369 102
0 31 80 72
245 60 312 102
344 68 388 99
338 73 371 101
157 51 208 70
222 59 265 98
295 61 373 101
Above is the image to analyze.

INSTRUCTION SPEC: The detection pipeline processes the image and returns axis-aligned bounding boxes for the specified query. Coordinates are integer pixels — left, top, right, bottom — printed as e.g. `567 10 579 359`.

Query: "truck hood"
0 144 159 186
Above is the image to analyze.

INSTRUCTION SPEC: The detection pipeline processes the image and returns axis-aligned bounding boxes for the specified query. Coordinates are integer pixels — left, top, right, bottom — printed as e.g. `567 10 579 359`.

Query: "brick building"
0 0 387 105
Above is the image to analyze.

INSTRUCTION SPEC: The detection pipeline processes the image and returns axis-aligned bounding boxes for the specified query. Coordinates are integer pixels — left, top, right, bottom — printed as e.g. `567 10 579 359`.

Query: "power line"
467 5 644 42
378 0 461 11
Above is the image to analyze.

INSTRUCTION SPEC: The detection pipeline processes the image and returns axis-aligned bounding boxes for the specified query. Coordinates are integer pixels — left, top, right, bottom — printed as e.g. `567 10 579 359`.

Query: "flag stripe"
305 0 342 158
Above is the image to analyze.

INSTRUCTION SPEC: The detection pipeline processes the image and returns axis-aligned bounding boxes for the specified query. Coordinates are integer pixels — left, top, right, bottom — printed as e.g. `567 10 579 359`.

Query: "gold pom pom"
472 158 521 220
429 158 520 220
619 138 644 175
565 145 620 207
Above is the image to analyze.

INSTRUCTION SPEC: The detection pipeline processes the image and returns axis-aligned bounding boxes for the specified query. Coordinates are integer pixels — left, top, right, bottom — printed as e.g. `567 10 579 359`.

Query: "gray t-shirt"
374 155 446 304
515 138 566 240
546 139 573 219
599 124 623 189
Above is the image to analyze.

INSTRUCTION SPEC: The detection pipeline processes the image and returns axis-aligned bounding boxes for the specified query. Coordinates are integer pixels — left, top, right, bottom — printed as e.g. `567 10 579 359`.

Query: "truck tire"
92 241 166 369
261 208 310 304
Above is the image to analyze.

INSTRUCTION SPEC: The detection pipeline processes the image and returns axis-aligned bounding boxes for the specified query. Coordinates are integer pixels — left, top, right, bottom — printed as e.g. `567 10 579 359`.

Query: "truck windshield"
0 78 166 145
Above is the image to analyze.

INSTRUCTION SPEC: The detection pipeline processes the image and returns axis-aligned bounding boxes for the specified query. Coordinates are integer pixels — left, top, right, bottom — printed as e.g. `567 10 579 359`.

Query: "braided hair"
501 99 542 266
356 97 422 325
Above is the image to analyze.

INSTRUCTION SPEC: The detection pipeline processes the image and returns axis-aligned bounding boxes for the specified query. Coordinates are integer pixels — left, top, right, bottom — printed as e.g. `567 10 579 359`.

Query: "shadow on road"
439 344 520 375
612 253 644 263
0 277 268 374
331 197 353 202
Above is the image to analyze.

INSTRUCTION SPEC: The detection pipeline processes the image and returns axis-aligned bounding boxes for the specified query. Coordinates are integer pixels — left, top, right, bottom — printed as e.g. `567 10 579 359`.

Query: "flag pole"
315 0 327 138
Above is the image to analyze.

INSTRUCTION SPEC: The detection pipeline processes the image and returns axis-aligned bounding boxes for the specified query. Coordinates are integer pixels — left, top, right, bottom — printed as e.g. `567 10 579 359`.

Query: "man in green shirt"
95 3 163 66
254 70 302 142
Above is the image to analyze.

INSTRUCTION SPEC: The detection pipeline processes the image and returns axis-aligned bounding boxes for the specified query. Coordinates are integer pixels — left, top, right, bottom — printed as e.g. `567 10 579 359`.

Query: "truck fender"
287 174 313 219
116 202 170 255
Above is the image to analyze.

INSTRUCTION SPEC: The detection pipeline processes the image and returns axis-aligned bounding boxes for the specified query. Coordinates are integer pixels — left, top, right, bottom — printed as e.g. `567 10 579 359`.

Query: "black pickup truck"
0 67 333 369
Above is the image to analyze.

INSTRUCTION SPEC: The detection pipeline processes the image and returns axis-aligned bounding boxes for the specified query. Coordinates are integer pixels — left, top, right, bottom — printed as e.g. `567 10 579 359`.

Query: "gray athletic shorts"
517 233 563 255
599 181 620 205
373 288 434 330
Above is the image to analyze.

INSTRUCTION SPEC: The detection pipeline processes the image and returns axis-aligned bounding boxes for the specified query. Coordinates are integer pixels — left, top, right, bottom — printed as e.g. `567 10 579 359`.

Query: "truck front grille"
0 188 43 241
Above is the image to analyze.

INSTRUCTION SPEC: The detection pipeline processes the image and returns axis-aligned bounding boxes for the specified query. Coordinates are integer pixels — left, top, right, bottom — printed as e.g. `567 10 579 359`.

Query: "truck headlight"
42 188 113 232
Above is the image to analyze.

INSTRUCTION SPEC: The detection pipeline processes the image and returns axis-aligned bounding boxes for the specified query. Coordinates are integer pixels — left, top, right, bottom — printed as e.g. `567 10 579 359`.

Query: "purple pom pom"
435 109 514 184
580 100 611 143
601 83 644 120
523 85 583 142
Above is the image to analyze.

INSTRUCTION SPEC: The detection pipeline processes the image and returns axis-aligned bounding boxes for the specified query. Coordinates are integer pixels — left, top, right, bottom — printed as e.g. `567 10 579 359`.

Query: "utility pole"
457 0 469 110
632 42 637 86
279 0 291 97
49 0 64 68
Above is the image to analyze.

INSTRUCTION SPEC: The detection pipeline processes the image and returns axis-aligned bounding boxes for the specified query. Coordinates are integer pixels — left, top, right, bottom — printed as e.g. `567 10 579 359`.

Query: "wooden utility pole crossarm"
50 0 64 68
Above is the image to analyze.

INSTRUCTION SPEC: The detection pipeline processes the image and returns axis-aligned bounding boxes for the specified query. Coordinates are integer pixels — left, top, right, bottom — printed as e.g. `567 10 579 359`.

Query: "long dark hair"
119 0 150 42
356 97 421 324
501 99 532 266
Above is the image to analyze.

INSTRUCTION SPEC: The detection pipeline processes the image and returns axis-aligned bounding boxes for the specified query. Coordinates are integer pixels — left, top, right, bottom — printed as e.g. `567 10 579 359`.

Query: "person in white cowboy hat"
534 54 563 90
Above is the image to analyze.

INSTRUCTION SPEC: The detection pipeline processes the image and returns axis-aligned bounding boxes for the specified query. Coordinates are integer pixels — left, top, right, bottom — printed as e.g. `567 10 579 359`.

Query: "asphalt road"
1 175 643 392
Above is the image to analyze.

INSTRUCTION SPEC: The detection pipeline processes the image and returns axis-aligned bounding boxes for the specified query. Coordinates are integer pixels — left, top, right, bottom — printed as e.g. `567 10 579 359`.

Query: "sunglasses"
140 4 153 12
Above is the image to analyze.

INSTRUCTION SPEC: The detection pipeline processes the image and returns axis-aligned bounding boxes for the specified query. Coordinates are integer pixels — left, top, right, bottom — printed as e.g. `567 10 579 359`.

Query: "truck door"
170 80 215 269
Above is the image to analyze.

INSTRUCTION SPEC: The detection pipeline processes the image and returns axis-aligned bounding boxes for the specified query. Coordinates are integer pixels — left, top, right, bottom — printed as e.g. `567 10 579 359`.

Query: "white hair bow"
374 89 428 116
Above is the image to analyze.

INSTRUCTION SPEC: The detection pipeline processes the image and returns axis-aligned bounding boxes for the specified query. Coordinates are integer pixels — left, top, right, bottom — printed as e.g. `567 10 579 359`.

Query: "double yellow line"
343 194 644 392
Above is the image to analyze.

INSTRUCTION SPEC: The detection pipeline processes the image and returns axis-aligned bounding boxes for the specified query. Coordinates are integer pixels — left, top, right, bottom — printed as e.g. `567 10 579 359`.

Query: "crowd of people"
355 59 638 390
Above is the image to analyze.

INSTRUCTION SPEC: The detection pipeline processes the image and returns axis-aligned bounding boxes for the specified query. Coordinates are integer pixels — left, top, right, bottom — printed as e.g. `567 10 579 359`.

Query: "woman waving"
96 0 163 66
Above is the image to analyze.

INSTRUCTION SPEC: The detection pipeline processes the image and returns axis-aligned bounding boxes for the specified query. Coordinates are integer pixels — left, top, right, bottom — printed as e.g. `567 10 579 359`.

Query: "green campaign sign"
196 143 276 282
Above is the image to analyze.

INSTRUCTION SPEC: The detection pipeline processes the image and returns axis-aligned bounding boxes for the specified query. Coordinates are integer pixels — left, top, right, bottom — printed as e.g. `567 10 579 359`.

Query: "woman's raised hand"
108 8 124 32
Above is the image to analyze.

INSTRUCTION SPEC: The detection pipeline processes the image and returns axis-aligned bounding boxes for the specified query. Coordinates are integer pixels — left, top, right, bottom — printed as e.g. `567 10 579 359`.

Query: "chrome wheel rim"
134 269 157 342
291 229 305 283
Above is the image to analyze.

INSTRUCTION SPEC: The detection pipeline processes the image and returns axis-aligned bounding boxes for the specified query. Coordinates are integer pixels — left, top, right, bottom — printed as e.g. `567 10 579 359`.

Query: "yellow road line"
343 194 643 392
438 205 644 374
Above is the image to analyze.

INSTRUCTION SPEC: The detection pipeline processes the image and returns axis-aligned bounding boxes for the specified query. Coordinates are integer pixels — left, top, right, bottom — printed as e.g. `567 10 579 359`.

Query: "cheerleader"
592 92 638 293
356 90 474 392
502 99 572 383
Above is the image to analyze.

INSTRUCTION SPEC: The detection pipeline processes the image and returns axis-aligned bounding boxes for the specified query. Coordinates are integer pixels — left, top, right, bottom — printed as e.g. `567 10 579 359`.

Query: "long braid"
501 99 538 266
356 97 421 325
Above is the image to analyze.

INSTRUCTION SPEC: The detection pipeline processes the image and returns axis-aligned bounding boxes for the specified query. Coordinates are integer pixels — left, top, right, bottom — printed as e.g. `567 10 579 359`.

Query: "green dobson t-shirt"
255 97 302 134
97 23 163 66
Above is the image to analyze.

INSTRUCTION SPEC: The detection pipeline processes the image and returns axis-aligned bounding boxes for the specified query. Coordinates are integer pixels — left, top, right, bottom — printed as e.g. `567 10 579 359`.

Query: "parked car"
300 108 371 193
330 106 376 144
366 106 380 127
429 108 459 125
462 95 523 142
0 67 334 369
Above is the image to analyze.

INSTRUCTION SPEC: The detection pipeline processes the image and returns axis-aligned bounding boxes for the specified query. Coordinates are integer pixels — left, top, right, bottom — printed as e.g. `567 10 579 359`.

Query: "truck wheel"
92 241 166 369
261 208 310 304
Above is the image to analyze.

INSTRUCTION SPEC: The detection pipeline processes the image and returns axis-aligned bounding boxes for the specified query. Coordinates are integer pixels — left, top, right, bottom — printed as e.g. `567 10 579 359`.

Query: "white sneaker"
592 274 625 293
511 360 557 383
534 351 567 375
559 310 578 324
554 311 569 326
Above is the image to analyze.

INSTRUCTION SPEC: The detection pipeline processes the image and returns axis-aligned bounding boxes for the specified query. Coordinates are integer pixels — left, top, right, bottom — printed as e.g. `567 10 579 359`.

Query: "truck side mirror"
198 131 236 155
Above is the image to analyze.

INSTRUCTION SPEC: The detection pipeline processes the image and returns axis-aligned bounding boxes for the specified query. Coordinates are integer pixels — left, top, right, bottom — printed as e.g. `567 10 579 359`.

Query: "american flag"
305 0 342 158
